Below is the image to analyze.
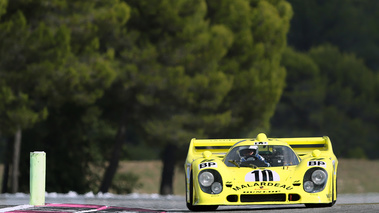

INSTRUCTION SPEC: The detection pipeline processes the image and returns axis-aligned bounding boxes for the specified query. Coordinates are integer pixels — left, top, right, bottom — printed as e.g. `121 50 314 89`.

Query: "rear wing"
186 138 246 163
279 136 334 157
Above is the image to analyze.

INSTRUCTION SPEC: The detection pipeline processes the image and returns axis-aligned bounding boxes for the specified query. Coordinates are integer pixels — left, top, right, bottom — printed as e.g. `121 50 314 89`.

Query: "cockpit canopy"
224 145 300 167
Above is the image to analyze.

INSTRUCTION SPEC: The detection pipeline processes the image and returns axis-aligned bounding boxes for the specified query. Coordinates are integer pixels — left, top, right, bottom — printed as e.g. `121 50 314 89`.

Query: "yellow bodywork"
184 133 338 210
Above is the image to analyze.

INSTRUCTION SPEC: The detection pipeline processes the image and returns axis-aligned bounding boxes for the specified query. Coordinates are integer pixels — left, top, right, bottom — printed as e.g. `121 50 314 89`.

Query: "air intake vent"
227 195 238 202
288 194 301 201
240 194 286 202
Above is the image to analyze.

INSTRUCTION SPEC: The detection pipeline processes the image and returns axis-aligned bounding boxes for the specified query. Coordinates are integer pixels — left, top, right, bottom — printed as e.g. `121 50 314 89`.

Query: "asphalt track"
0 193 378 212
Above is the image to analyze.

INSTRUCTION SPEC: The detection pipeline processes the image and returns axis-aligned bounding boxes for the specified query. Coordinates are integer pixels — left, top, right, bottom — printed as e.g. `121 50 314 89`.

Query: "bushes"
111 172 143 194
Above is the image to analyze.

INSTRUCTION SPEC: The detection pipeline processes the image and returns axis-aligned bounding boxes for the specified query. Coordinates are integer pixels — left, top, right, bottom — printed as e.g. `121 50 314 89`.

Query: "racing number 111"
251 170 274 181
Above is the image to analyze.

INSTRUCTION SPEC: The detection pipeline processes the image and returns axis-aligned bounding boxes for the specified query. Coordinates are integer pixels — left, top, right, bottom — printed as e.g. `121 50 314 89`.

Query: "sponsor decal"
292 180 301 186
200 159 215 163
308 160 326 167
243 190 281 194
232 182 293 191
245 170 280 182
311 157 325 160
254 142 268 145
199 162 217 169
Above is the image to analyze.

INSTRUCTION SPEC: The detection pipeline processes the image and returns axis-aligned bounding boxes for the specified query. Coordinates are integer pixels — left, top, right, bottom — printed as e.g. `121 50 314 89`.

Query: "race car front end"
191 163 336 207
185 133 338 211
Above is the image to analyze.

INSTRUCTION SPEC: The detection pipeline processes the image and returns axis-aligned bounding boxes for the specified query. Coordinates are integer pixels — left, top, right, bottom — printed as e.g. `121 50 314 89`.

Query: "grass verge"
116 161 185 195
337 158 379 193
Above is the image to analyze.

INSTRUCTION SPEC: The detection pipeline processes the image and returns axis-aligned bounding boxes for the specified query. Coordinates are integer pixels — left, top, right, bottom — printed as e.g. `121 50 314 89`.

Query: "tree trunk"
1 137 12 193
1 163 9 193
98 123 127 193
11 127 22 193
159 143 177 195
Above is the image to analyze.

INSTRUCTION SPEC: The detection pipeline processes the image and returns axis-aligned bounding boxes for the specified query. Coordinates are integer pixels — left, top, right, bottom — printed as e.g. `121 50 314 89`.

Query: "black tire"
305 176 337 208
305 201 335 208
186 172 218 211
187 203 219 212
333 175 338 204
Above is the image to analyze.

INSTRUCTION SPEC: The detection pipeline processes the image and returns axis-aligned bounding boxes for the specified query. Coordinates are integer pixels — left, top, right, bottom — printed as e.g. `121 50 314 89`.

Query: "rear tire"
186 172 218 211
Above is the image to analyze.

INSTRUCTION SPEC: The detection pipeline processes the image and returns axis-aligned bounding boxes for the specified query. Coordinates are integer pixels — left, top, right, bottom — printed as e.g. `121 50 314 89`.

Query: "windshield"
224 145 299 167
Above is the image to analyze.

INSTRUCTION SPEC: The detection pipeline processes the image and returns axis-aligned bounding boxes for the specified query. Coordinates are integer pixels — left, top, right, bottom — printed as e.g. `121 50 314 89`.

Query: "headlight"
304 181 314 193
199 171 214 187
198 169 223 194
303 168 328 193
211 182 222 194
312 170 327 185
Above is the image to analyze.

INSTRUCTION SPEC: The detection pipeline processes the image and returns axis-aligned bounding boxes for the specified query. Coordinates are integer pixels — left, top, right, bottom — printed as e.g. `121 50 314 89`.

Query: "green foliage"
287 0 379 70
110 172 143 194
1 0 293 193
272 0 379 159
271 47 325 135
0 0 7 19
0 0 127 193
309 45 379 158
271 45 379 159
206 0 292 137
0 10 47 135
101 0 237 148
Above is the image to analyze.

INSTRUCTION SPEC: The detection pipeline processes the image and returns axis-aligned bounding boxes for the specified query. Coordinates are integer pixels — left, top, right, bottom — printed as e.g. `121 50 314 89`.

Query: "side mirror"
202 151 212 159
312 149 321 157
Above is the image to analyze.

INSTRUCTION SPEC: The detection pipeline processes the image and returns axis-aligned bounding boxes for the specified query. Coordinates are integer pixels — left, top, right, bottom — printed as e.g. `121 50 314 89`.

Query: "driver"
239 146 270 166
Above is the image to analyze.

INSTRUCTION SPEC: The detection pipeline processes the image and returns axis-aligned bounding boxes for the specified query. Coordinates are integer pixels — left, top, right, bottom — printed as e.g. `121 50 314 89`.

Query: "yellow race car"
184 133 338 211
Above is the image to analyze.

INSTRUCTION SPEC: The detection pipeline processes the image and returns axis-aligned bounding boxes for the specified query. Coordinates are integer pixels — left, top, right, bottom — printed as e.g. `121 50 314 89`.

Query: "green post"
30 151 46 206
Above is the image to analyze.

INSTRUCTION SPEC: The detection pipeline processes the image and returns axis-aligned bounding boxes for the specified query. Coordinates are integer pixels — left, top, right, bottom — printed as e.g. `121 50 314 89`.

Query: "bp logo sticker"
198 162 217 170
308 160 326 167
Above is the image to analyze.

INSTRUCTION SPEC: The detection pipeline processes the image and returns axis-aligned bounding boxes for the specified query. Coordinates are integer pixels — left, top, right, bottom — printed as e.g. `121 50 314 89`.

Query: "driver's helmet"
238 145 258 158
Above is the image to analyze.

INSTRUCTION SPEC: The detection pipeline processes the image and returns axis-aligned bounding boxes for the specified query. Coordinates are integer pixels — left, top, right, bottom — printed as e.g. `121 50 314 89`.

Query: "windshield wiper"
248 164 258 169
228 160 240 168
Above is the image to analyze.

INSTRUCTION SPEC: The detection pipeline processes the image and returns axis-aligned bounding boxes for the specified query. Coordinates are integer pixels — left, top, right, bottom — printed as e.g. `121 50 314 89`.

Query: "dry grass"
337 158 379 193
116 161 185 195
1 159 379 195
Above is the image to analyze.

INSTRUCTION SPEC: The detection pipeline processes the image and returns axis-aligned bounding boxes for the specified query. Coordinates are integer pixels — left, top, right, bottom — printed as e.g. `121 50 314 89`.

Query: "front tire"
305 201 335 208
305 176 337 208
186 172 218 211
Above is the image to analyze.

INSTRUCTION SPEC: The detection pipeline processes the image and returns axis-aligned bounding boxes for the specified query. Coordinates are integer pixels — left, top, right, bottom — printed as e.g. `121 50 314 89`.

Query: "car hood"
222 166 300 192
